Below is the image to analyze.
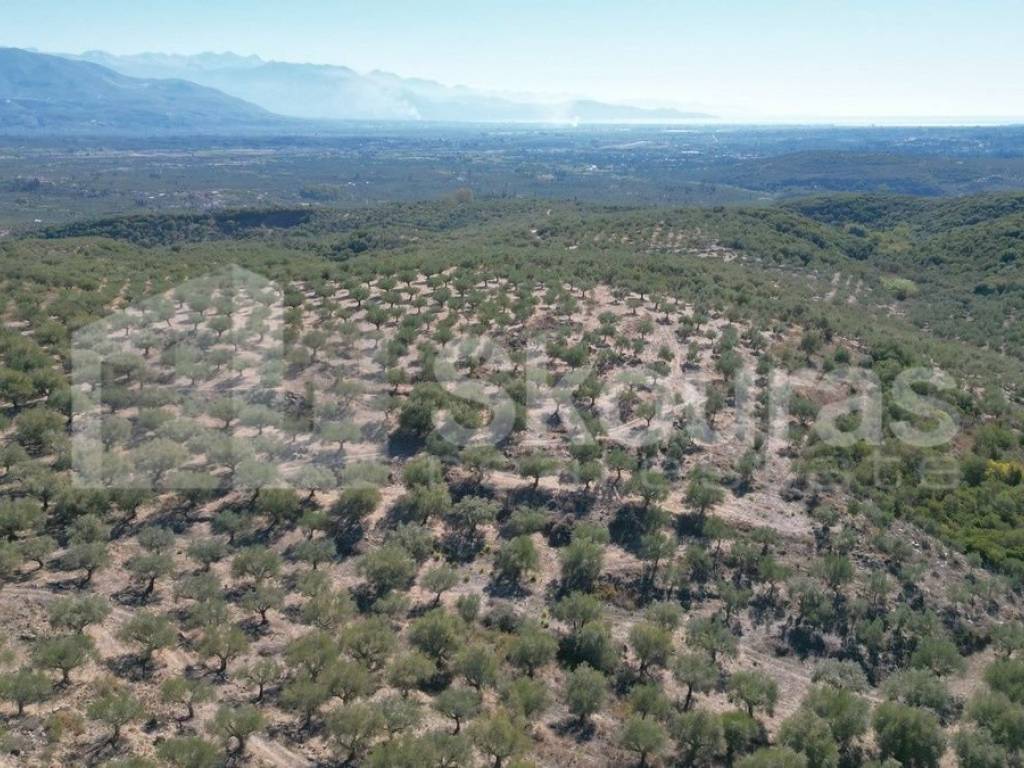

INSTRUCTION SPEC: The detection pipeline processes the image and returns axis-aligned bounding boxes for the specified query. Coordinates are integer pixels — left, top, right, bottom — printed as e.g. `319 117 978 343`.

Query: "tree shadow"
546 515 576 548
48 577 89 593
440 530 485 564
608 502 654 553
749 593 786 627
551 717 596 743
106 653 155 682
485 576 530 600
784 625 826 660
421 668 454 695
507 485 556 509
386 431 425 460
351 583 379 613
81 737 128 767
382 495 420 527
113 586 155 608
674 512 708 539
449 479 497 503
559 491 597 518
238 616 273 640
332 520 366 558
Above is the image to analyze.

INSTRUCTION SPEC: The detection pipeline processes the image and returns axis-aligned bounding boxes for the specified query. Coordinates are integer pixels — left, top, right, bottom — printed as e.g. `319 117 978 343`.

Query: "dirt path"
249 735 314 768
847 278 863 304
824 272 841 302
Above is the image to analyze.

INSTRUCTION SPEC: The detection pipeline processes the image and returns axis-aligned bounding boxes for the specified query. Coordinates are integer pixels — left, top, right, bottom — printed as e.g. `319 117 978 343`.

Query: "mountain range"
64 49 712 126
0 47 712 133
0 47 280 132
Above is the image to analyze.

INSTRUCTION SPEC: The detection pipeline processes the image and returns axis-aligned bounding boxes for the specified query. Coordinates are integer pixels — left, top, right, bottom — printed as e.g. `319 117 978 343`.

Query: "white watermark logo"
70 266 963 493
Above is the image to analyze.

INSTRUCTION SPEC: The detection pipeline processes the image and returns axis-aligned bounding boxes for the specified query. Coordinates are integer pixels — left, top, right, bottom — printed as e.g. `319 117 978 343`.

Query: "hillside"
0 198 1022 767
0 48 282 133
25 189 1024 365
781 193 1024 358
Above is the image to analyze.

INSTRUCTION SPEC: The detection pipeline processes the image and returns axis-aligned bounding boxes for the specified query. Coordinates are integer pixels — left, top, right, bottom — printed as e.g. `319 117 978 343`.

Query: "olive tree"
565 663 607 725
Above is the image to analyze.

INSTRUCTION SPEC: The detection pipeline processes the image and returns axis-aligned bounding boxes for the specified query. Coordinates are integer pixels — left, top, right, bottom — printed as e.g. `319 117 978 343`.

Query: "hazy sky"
2 0 1022 119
